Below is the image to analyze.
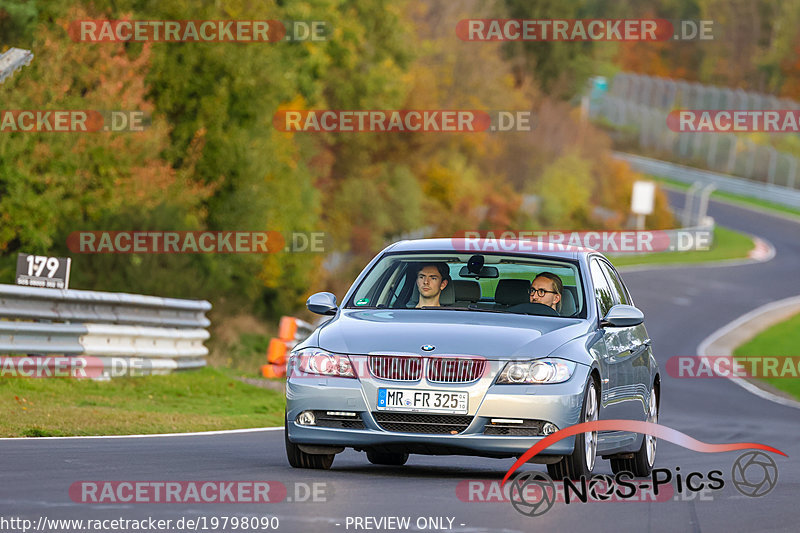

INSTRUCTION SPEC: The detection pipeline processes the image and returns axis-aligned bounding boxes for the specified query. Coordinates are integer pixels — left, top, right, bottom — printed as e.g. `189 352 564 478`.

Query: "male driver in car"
529 272 562 313
416 263 450 308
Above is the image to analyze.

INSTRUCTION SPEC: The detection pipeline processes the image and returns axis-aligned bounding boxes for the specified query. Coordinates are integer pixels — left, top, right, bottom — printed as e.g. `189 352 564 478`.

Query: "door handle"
628 342 649 356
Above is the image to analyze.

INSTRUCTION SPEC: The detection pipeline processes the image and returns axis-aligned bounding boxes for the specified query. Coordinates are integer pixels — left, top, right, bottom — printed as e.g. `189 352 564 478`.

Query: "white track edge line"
696 296 800 410
617 234 775 273
0 426 284 441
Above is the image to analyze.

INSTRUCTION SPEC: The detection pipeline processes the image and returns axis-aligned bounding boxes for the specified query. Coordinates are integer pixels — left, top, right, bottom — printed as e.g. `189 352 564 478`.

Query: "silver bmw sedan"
285 238 660 480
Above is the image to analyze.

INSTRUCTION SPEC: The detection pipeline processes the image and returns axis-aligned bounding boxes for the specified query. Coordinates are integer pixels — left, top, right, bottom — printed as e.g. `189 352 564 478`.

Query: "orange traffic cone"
261 363 287 378
267 338 288 365
278 316 298 341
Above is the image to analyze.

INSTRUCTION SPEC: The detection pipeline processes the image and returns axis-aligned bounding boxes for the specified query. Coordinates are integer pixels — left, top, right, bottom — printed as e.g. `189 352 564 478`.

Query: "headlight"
290 347 356 378
496 358 576 384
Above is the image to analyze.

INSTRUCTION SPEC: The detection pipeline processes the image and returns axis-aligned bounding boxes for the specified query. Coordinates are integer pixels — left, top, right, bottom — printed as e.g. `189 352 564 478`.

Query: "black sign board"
16 253 71 289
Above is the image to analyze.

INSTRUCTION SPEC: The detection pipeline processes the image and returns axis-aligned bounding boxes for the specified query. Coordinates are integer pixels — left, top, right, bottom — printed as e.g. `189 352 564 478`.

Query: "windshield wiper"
417 306 511 314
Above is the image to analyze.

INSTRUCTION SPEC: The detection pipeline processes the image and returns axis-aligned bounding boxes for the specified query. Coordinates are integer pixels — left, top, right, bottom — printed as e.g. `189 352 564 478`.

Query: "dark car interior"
396 264 581 317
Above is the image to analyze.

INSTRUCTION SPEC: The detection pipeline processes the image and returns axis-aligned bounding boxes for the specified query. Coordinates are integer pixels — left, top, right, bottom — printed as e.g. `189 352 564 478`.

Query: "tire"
284 416 335 470
547 378 599 481
366 450 409 466
611 386 658 477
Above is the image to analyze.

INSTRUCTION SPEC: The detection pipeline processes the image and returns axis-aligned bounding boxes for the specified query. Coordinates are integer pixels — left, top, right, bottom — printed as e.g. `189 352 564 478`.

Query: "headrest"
407 280 455 307
440 281 455 305
495 279 531 306
560 287 577 316
452 280 481 302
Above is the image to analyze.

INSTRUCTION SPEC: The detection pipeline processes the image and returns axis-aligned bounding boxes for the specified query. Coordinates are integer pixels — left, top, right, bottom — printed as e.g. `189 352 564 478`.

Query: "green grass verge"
0 367 284 437
650 175 800 219
733 312 800 400
225 332 273 375
608 226 754 267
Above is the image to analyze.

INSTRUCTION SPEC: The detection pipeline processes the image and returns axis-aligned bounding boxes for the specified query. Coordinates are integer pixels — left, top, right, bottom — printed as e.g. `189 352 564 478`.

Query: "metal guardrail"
0 283 211 377
0 284 210 327
592 73 800 192
0 48 34 84
614 152 800 209
0 321 86 355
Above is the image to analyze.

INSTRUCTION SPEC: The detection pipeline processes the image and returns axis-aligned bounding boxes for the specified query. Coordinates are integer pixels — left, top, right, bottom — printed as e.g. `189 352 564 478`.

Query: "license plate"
377 388 468 414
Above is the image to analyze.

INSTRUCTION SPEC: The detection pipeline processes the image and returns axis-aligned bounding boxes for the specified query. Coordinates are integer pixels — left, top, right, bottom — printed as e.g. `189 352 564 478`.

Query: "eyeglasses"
529 288 558 297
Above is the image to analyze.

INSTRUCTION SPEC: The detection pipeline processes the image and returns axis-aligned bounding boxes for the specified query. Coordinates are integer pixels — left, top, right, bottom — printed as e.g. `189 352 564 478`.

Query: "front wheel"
547 378 598 480
285 416 335 470
611 386 658 477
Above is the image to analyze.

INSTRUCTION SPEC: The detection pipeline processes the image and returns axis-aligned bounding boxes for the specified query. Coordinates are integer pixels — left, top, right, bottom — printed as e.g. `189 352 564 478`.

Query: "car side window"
598 261 629 306
590 260 614 317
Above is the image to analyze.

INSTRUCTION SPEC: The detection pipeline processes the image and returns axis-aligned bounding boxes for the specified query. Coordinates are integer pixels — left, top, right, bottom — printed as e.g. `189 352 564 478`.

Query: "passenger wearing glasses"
529 272 563 313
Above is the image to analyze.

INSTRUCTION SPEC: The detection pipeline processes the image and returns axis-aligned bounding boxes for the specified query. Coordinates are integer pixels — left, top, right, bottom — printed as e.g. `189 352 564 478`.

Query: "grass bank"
0 367 284 437
733 312 800 400
609 225 754 268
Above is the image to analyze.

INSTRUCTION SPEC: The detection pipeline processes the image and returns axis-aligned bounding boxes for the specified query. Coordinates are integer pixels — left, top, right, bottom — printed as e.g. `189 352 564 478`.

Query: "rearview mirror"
307 292 338 315
601 304 644 328
458 265 499 278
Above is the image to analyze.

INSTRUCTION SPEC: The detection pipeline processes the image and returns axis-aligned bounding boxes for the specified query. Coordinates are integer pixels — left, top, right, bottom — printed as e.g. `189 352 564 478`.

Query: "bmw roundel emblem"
421 345 435 352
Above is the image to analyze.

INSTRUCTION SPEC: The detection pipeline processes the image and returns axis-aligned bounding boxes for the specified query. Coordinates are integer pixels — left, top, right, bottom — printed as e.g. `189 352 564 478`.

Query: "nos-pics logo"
501 420 783 517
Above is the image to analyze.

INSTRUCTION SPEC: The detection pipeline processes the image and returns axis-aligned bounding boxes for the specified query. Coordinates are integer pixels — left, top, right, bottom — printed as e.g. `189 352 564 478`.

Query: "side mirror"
601 304 644 328
307 292 338 316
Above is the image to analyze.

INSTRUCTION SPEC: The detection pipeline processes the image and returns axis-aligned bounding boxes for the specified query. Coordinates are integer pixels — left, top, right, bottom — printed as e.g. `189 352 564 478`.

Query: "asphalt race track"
2 192 799 533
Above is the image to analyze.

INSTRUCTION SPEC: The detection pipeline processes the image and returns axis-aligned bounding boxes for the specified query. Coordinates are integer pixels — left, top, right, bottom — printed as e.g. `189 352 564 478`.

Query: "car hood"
316 309 593 360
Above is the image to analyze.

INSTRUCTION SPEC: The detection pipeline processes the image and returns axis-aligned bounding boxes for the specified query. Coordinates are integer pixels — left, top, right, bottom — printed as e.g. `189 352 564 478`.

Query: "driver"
529 272 562 313
415 263 450 308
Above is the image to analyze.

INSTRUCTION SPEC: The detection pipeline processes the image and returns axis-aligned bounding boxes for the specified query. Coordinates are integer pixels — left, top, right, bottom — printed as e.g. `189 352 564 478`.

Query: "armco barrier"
0 48 34 84
614 152 800 209
592 73 800 196
261 316 315 378
0 283 211 378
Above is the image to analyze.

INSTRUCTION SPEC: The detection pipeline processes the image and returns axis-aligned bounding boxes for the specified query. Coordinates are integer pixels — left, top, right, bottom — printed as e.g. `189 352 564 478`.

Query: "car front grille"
427 357 486 383
372 412 473 434
368 355 486 383
369 355 422 381
313 411 365 429
483 419 545 436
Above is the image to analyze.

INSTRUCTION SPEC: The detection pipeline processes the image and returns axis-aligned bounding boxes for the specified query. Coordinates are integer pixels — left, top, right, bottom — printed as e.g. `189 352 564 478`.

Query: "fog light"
297 411 316 426
542 422 558 435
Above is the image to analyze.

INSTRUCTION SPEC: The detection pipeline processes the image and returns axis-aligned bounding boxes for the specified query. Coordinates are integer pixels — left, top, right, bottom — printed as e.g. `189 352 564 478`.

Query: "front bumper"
286 364 590 458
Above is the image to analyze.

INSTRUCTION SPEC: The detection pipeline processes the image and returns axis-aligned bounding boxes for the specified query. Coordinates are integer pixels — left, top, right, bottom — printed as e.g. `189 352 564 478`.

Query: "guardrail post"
767 147 778 185
698 184 716 223
682 182 701 227
744 141 756 179
726 138 739 174
707 133 719 169
787 156 798 189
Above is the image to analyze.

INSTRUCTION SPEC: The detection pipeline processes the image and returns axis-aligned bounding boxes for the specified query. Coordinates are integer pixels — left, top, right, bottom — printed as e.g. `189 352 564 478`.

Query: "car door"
595 258 651 421
589 258 629 422
590 257 641 420
598 260 653 420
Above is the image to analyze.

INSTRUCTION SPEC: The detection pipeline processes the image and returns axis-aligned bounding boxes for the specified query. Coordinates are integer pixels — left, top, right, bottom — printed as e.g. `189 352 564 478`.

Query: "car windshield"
346 252 585 318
